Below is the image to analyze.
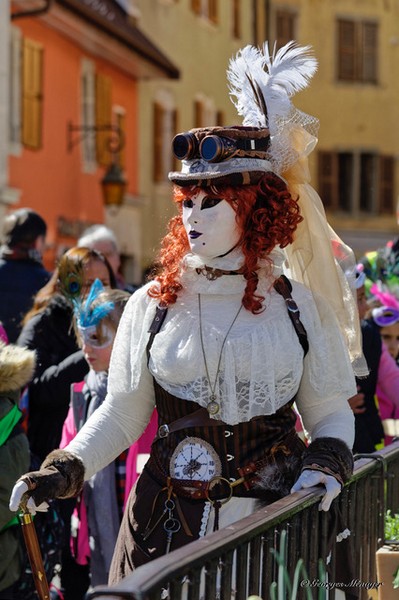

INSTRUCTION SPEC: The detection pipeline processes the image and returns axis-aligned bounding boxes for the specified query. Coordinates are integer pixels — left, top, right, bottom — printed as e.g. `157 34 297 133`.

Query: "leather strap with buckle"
155 407 225 441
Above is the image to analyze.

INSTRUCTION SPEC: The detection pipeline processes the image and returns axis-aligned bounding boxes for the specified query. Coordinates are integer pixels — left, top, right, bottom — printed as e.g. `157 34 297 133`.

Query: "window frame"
337 18 378 84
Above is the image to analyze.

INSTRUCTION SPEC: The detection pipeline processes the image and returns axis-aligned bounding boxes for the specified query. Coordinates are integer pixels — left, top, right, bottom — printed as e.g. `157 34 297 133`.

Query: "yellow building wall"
135 0 399 267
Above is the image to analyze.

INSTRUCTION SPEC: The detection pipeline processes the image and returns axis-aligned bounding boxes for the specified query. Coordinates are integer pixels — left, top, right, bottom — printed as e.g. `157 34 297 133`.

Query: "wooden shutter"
172 108 179 172
209 0 218 23
191 0 201 14
379 156 394 215
216 110 224 126
115 112 126 169
22 38 43 150
194 100 204 128
362 22 378 83
95 73 112 167
232 0 240 38
153 102 164 182
318 151 339 210
337 20 356 81
276 11 295 49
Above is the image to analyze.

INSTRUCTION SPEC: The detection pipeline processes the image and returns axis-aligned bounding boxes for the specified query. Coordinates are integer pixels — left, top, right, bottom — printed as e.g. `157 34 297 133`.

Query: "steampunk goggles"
172 131 270 164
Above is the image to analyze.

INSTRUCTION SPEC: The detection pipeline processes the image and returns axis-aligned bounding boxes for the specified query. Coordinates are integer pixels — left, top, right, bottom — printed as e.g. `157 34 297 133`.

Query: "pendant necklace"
198 293 243 416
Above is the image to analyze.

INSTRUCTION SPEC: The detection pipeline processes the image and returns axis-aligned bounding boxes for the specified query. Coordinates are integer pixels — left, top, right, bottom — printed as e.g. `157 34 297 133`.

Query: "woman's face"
81 260 111 295
380 322 399 360
182 190 241 259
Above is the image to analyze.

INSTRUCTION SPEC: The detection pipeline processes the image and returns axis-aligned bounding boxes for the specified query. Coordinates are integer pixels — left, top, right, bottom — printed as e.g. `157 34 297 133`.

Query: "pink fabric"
0 323 8 344
125 410 158 507
376 344 399 445
60 393 158 564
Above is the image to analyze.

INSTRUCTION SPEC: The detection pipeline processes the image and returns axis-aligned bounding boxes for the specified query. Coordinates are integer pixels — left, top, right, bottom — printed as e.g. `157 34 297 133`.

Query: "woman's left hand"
290 469 341 511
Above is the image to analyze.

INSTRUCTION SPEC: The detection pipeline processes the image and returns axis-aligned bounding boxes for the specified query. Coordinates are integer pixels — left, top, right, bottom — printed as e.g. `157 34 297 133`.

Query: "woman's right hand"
8 449 85 514
9 480 49 515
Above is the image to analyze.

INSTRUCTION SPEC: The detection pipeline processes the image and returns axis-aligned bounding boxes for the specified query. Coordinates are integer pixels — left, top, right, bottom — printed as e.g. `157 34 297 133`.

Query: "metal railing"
86 442 399 600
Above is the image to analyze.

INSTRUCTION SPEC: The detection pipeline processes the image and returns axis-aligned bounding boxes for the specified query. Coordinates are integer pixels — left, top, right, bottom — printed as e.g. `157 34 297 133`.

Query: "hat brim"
168 157 273 187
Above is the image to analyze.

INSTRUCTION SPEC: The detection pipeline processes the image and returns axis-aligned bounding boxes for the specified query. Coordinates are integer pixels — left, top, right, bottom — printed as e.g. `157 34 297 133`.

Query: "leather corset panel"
147 378 302 497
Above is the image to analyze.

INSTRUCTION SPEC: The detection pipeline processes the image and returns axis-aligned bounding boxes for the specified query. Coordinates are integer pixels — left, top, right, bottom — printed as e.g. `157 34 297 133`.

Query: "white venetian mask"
182 190 241 259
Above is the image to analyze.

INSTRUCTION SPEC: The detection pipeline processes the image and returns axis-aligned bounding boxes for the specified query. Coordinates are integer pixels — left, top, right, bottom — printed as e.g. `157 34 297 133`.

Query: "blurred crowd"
1 206 399 599
0 208 156 600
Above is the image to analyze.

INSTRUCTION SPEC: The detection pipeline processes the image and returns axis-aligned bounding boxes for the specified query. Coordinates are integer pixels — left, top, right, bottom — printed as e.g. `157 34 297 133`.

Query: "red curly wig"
149 172 302 313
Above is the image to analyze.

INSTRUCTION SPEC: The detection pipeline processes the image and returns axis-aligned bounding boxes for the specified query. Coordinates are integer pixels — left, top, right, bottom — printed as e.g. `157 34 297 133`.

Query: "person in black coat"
0 208 50 342
16 246 117 600
17 246 117 461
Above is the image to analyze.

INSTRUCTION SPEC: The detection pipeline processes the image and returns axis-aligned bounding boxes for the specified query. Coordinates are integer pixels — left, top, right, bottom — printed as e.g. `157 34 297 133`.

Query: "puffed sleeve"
293 282 357 449
66 284 157 479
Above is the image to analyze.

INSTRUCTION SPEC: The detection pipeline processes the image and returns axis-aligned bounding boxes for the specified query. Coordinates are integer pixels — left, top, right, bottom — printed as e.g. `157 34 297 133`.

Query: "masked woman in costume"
10 42 365 583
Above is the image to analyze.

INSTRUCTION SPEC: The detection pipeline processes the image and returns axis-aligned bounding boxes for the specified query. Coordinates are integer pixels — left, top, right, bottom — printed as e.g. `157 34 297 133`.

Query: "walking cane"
18 495 51 600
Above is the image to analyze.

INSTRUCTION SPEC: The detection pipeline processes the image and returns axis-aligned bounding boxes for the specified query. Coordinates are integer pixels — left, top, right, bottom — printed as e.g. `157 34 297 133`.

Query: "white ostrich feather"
227 41 318 133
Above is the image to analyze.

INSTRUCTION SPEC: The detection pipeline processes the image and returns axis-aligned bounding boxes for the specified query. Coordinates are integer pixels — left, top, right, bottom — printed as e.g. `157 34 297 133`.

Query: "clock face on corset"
170 437 222 481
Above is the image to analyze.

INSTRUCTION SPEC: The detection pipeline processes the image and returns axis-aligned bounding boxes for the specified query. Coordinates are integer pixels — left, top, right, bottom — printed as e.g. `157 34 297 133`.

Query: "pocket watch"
170 437 222 481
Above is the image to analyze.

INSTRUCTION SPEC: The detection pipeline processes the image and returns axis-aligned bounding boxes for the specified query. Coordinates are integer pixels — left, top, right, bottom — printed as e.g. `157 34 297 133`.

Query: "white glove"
9 481 49 515
290 469 341 511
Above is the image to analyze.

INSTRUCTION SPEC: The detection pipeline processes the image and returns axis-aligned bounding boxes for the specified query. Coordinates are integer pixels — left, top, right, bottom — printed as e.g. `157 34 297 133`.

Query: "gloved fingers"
319 476 341 512
26 498 49 515
290 470 323 493
9 480 28 512
291 470 341 512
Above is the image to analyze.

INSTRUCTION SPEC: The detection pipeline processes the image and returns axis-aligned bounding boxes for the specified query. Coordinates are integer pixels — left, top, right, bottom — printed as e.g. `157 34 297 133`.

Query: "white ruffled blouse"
67 249 356 480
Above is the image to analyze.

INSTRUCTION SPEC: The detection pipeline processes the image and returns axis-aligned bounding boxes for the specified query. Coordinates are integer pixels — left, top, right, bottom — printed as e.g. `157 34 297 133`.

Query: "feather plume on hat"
227 42 319 174
227 42 317 130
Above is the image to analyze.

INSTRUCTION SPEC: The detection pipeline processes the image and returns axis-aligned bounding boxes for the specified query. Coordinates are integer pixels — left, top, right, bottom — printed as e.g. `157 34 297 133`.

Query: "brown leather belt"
163 444 294 501
155 407 227 441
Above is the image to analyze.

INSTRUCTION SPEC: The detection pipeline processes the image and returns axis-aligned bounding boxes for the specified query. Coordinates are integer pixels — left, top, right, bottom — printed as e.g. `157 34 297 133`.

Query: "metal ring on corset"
205 476 234 505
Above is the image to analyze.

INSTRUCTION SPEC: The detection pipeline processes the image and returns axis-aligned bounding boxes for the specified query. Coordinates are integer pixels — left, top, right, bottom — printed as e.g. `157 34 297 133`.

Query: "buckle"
158 424 170 438
205 476 233 505
285 298 299 313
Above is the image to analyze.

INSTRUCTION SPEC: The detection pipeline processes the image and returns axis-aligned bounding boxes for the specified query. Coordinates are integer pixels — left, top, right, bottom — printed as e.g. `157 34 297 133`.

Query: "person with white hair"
77 225 137 293
77 226 120 280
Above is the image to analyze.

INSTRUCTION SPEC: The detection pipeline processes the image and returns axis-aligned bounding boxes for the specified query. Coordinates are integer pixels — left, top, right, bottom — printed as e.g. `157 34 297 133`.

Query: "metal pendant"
207 395 220 415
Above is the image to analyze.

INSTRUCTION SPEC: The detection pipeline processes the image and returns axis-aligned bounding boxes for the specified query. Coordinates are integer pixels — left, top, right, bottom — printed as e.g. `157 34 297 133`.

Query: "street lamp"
101 161 126 208
67 121 127 208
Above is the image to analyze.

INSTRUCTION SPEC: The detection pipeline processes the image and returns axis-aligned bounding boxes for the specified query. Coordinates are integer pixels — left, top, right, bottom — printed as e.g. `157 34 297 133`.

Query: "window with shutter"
360 153 376 212
318 151 339 210
232 0 240 38
191 0 201 15
153 102 164 182
361 22 378 83
337 19 378 83
338 153 354 212
22 38 43 150
81 58 96 168
209 0 218 23
115 110 126 169
379 156 394 215
337 20 356 81
9 27 22 148
172 108 179 172
216 110 224 126
194 100 204 128
95 73 112 167
276 10 296 49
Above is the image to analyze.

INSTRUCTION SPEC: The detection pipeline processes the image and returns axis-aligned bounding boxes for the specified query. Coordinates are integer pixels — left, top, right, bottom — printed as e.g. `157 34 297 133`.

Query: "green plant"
269 529 327 600
384 510 399 588
385 509 399 542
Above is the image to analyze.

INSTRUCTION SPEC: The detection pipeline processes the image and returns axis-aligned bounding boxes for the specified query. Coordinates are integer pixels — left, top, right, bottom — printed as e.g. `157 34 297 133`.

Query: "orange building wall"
9 18 138 271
